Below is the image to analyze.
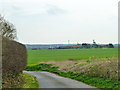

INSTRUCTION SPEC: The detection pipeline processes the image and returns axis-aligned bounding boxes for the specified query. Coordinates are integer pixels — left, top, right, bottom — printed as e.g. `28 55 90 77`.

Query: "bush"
2 37 27 76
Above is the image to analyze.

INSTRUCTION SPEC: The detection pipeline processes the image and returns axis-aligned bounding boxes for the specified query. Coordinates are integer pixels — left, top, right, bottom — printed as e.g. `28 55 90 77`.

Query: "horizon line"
23 43 118 45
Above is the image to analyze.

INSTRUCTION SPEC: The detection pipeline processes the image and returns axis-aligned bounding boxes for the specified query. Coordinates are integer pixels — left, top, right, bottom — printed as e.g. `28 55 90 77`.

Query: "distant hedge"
2 37 27 76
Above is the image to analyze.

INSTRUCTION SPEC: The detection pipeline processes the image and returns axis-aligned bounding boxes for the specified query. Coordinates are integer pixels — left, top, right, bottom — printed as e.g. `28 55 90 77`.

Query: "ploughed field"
27 48 118 65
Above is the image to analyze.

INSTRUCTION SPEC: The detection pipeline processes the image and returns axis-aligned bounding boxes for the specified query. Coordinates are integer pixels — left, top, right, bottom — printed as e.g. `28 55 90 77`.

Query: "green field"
27 48 119 88
27 48 118 65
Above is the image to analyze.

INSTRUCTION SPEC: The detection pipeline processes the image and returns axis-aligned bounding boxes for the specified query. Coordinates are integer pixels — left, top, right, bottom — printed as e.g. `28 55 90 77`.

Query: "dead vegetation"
42 57 118 80
2 72 24 88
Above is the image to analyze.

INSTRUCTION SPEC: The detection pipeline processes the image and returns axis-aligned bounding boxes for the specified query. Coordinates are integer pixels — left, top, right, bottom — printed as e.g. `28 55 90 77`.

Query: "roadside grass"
25 64 120 88
2 72 24 88
40 57 118 80
22 72 39 88
2 72 39 88
27 48 118 65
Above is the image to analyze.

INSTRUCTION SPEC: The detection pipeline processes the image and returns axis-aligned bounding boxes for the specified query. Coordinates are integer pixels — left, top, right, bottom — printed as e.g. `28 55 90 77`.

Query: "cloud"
0 0 67 17
0 0 118 44
46 5 66 15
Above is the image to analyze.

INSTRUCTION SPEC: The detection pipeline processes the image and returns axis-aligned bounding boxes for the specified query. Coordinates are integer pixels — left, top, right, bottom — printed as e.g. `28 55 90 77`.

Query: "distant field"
27 48 118 65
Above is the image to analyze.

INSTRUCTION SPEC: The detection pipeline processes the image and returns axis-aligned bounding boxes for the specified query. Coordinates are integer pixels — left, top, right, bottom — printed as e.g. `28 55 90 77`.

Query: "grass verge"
2 72 24 88
2 72 39 88
26 64 120 88
22 72 39 88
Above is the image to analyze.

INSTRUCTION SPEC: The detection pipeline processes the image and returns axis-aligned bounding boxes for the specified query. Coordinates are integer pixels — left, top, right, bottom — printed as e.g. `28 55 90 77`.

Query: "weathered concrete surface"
24 71 98 88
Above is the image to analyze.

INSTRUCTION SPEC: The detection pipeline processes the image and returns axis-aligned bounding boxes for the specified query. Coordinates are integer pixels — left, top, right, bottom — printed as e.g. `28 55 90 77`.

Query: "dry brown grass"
2 72 24 88
42 57 118 80
72 61 118 79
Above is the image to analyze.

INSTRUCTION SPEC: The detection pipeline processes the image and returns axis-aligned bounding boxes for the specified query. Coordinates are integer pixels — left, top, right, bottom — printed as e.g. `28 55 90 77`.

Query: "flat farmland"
27 48 118 65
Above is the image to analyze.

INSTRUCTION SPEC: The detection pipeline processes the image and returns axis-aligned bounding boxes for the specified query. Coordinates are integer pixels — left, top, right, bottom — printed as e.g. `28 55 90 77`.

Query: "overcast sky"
0 0 119 44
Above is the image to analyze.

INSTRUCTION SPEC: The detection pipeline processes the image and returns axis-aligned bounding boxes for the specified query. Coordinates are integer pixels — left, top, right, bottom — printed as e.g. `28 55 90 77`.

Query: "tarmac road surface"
23 71 98 89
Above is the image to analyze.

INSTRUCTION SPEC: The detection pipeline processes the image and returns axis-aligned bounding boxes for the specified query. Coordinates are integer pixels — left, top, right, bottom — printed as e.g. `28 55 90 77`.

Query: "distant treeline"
55 43 114 49
25 43 118 50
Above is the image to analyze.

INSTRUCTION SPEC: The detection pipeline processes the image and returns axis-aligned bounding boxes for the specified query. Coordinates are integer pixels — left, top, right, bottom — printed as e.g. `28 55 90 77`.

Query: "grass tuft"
22 72 39 88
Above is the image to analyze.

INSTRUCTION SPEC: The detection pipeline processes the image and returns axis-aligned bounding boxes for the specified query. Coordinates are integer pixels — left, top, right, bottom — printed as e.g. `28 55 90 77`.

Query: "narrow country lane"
23 71 99 89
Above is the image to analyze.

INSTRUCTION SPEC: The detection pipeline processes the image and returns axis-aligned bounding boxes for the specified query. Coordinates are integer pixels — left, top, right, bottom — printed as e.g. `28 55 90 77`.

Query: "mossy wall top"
2 37 27 75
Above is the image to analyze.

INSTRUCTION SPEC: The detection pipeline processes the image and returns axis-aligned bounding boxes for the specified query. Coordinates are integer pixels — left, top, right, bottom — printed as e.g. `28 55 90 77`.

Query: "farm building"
72 45 81 49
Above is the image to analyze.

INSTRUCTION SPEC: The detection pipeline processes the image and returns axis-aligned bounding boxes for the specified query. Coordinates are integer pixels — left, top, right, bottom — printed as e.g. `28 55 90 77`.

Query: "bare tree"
0 15 17 40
